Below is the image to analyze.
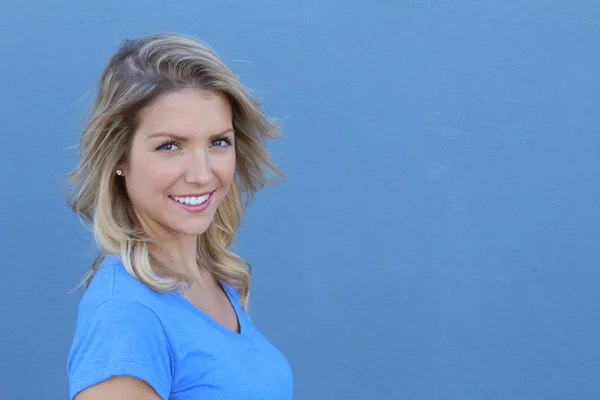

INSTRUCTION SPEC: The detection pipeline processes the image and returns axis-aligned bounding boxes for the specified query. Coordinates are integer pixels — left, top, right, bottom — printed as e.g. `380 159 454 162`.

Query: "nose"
184 150 213 185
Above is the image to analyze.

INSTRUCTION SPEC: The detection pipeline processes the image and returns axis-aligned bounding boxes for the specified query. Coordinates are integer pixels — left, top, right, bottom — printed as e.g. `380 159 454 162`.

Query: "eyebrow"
145 128 234 142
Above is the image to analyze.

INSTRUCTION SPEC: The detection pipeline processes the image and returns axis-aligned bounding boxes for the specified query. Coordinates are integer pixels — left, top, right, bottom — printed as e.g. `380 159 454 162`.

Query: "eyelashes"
154 136 233 152
155 140 179 152
213 136 232 147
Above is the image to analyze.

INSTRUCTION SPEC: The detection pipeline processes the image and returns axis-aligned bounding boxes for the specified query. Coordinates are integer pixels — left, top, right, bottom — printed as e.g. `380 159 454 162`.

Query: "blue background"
1 1 600 399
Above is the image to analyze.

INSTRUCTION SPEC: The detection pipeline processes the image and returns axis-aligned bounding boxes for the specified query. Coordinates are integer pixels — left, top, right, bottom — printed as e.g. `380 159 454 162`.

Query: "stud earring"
116 169 123 176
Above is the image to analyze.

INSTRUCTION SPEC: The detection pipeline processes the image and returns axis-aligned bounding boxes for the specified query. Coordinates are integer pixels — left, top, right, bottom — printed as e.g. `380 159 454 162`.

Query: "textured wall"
1 1 599 399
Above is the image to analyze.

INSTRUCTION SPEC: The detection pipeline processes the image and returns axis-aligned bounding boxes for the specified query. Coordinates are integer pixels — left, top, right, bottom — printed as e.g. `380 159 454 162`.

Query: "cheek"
220 154 237 188
128 156 178 197
147 166 174 187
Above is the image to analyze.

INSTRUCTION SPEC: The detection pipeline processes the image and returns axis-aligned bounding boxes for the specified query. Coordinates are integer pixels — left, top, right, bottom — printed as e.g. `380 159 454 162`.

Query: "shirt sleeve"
67 297 173 400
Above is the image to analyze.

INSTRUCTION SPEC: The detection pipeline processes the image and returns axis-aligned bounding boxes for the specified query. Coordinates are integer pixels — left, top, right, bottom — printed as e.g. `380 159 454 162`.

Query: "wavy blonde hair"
67 32 283 309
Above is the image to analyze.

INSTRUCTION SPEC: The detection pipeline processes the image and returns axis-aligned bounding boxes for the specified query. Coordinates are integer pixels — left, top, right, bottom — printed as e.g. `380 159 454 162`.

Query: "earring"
116 169 123 176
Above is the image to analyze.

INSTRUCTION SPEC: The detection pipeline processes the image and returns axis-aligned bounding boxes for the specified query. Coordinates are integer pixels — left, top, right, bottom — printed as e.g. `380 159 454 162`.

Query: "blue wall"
1 1 600 399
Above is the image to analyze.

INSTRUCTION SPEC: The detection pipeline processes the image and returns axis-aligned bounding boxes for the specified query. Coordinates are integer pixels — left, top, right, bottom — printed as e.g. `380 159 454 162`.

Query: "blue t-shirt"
67 255 293 399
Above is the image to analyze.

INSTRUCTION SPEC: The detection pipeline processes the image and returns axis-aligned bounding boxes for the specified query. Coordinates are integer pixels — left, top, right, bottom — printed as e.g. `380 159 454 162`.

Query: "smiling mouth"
169 193 212 206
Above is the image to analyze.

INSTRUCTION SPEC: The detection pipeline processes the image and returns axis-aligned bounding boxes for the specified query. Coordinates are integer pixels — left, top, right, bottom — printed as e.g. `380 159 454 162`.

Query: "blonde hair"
67 32 283 309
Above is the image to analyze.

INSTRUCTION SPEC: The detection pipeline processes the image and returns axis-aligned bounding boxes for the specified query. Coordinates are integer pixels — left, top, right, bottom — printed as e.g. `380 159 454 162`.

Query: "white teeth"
172 195 209 206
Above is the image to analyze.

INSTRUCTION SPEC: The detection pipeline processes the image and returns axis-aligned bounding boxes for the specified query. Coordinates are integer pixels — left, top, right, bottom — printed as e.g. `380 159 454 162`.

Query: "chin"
172 221 213 236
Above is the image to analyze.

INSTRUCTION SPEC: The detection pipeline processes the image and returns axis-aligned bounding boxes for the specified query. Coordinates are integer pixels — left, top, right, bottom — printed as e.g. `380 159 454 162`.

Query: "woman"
66 32 293 399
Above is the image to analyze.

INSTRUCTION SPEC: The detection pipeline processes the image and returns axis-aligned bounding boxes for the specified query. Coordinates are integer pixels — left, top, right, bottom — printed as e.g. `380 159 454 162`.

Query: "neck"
134 210 212 286
149 234 212 286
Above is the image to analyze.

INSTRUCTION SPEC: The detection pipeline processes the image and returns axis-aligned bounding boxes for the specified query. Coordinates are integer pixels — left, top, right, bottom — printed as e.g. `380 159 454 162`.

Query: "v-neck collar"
172 282 252 343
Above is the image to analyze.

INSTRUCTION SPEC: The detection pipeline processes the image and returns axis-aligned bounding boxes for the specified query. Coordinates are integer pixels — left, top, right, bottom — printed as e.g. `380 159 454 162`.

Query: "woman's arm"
74 376 162 400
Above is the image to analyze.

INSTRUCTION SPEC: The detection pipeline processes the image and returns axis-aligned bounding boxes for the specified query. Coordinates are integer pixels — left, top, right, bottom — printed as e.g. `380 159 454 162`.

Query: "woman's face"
119 88 236 237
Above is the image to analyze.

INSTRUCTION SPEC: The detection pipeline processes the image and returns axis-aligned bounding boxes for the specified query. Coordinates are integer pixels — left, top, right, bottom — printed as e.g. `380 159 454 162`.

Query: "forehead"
136 89 233 137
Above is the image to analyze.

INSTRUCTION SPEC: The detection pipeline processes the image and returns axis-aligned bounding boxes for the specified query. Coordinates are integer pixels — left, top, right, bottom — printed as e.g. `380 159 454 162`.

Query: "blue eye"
212 136 233 147
156 140 179 152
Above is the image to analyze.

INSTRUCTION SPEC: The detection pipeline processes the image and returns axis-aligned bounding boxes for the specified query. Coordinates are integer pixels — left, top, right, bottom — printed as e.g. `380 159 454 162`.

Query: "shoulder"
76 255 161 323
72 255 174 352
70 258 172 355
68 257 173 400
68 297 173 399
